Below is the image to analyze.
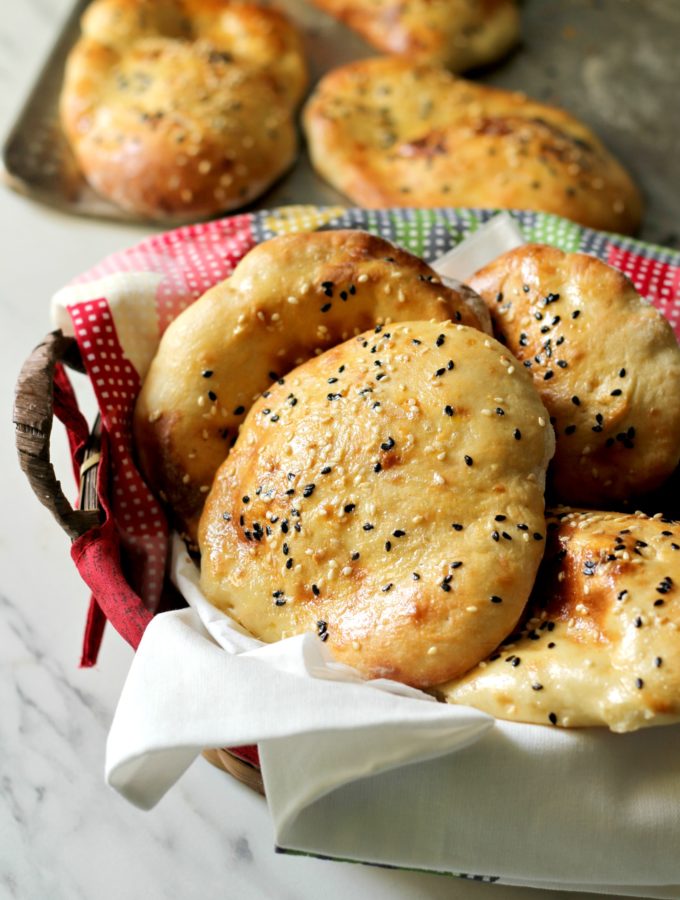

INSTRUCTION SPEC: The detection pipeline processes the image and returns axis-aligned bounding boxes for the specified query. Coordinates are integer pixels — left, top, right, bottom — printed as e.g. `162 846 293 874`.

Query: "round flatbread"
199 320 555 688
441 508 680 732
134 229 491 540
303 56 642 233
60 0 307 219
469 243 680 506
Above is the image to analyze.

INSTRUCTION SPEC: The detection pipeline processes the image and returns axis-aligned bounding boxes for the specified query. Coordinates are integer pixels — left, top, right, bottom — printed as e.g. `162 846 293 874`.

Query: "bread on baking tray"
439 508 680 732
469 244 680 506
309 0 520 72
303 56 642 234
59 0 307 219
198 320 555 688
133 229 491 541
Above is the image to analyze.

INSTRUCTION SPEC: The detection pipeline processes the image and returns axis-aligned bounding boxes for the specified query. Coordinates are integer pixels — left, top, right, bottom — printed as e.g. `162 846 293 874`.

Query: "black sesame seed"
502 532 512 541
655 657 663 667
234 405 245 415
495 407 505 416
412 572 421 580
635 678 644 689
281 521 289 534
610 389 622 396
619 368 626 377
344 503 356 513
363 523 374 531
351 551 360 561
634 616 643 628
340 290 348 301
436 334 445 347
303 484 315 497
327 393 342 401
490 595 503 604
312 584 320 596
202 370 213 378
441 581 451 592
514 429 522 440
491 531 500 542
511 657 521 667
242 495 250 504
286 558 293 570
447 360 454 370
523 284 530 293
495 515 507 522
496 292 504 303
572 310 580 319
544 371 554 381
380 437 395 451
565 424 577 435
444 405 454 416
451 561 463 569
393 529 406 537
382 583 393 592
464 455 473 467
617 590 628 600
208 390 217 402
452 523 464 531
320 303 331 312
321 466 332 475
549 712 558 725
532 684 544 691
327 377 338 384
385 541 392 551
435 367 446 377
533 532 543 541
374 462 382 473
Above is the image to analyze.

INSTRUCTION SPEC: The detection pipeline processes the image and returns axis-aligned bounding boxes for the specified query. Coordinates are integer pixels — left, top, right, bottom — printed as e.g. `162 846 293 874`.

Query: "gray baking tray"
3 0 679 247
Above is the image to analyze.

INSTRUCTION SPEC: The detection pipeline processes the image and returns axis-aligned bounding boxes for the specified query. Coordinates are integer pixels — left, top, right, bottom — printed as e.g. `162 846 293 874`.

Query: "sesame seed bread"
302 56 642 233
469 244 680 506
439 508 680 732
198 321 555 688
308 0 519 72
133 230 491 541
59 0 307 220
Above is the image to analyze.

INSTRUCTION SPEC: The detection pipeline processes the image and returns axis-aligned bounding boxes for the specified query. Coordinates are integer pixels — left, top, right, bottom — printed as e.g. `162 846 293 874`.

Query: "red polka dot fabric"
57 207 680 656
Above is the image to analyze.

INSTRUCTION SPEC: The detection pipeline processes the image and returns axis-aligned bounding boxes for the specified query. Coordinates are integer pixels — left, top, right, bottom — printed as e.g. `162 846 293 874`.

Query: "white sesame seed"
427 646 438 656
148 410 162 423
182 474 190 484
341 566 352 576
357 273 369 283
538 417 546 426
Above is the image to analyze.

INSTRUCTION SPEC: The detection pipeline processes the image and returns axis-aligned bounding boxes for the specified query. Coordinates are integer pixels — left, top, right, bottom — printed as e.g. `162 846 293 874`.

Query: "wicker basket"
13 330 265 796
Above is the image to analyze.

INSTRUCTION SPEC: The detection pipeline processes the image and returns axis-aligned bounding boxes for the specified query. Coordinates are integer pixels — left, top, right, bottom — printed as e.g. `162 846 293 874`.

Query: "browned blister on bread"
469 244 680 506
60 0 307 219
440 508 680 732
198 321 554 688
309 0 519 72
134 230 491 540
303 57 642 233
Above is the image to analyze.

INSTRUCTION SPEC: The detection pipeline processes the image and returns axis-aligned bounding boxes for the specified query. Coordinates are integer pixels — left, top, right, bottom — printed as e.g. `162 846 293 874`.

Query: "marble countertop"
2 3 677 899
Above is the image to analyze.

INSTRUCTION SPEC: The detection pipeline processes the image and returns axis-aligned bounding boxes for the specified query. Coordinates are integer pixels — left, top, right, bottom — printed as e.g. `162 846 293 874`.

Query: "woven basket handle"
14 330 102 541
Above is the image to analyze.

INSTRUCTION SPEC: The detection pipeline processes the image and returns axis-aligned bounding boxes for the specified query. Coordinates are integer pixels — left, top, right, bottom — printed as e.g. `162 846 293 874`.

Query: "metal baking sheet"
2 0 679 247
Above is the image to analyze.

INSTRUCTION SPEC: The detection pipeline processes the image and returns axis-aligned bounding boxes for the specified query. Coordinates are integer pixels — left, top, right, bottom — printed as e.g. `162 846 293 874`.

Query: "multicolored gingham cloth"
64 206 680 661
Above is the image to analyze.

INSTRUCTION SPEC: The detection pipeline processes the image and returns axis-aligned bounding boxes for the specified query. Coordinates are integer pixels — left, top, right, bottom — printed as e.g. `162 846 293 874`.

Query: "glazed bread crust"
60 0 307 219
198 321 555 688
469 244 680 506
309 0 519 72
303 57 642 233
134 230 491 540
441 509 680 732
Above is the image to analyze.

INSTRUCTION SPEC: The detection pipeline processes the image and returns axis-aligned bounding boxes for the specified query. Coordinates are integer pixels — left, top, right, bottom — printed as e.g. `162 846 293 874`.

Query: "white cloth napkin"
58 213 679 896
106 539 680 898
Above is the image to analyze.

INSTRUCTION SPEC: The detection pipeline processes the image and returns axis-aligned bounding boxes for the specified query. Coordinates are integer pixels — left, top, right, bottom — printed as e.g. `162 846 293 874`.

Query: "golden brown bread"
60 0 307 219
303 56 642 233
134 229 491 540
309 0 519 71
440 508 680 731
469 244 680 506
198 320 555 688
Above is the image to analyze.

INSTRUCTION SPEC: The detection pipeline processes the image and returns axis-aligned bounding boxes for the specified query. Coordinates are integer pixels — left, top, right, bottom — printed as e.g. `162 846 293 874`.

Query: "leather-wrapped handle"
14 330 103 541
